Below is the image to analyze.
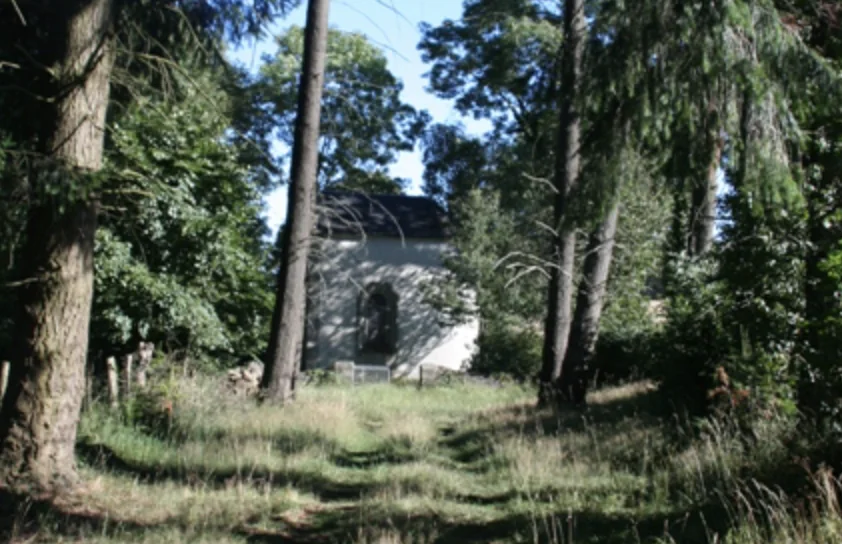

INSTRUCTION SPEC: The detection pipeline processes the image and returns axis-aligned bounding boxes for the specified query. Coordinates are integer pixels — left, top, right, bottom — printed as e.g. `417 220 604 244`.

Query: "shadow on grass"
0 479 737 544
0 488 157 542
168 424 344 456
439 387 666 469
0 483 732 544
330 444 419 469
77 440 385 502
240 499 731 544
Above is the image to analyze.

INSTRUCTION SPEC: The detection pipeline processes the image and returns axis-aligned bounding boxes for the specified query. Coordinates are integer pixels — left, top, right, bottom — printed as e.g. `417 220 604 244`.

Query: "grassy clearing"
1 376 840 543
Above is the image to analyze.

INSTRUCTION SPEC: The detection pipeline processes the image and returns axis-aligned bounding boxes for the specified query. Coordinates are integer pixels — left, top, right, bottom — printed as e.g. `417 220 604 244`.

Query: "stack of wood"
226 361 264 396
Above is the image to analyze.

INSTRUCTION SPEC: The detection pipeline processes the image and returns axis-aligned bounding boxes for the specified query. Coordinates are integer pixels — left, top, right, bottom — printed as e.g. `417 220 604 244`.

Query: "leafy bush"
654 257 732 415
121 371 182 438
654 254 799 417
469 319 542 382
593 328 661 386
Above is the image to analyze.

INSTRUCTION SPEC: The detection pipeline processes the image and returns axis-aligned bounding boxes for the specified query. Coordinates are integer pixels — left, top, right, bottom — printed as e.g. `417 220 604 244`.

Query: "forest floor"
1 377 840 543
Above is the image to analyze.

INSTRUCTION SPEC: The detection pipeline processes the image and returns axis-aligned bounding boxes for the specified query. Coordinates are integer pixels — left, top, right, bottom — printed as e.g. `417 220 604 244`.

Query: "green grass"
1 376 839 543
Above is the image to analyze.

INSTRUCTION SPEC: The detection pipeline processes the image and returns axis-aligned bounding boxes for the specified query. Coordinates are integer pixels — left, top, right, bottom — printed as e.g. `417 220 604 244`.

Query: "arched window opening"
358 283 398 355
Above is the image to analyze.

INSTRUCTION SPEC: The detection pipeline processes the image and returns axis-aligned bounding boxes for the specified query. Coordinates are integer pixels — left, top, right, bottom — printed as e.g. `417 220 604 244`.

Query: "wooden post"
121 353 133 399
135 368 147 389
135 341 154 389
0 360 10 403
106 356 119 408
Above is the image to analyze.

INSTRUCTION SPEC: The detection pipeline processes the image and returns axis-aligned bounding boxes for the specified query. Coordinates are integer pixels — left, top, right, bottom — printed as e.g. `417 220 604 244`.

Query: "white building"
304 191 478 379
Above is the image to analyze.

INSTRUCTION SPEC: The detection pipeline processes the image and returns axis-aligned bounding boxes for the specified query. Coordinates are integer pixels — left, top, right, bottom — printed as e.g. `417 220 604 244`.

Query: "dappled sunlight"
0 379 832 543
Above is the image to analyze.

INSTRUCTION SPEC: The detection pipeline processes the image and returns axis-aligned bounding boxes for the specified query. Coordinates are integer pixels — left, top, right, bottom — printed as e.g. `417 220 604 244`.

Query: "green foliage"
592 330 659 386
423 188 545 326
419 0 561 134
92 67 274 365
303 368 339 386
257 26 428 192
655 257 732 414
122 381 179 438
469 319 542 383
656 249 799 415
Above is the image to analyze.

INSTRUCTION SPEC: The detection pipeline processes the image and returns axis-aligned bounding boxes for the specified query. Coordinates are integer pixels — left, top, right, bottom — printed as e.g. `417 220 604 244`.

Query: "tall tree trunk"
688 135 722 257
798 168 839 426
261 0 330 403
800 207 825 421
557 203 621 404
538 0 586 406
0 0 115 493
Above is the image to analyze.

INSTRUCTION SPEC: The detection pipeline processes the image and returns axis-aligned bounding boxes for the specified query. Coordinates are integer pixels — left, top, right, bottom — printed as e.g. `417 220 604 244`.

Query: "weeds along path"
3 379 776 543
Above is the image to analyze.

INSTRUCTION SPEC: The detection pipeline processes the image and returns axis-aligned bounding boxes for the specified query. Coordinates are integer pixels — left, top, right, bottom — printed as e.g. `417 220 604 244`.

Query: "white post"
106 356 119 408
121 353 133 399
0 360 10 403
135 341 154 389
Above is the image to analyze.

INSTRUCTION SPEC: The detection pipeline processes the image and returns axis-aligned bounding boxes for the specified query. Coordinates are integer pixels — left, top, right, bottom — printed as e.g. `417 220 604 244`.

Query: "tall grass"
2 374 839 543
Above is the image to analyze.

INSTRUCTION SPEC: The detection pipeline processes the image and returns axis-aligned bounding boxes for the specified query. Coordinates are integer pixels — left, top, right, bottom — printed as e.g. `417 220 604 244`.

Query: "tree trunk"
538 0 586 406
688 136 722 257
799 173 838 425
0 0 115 494
557 203 621 404
261 0 330 403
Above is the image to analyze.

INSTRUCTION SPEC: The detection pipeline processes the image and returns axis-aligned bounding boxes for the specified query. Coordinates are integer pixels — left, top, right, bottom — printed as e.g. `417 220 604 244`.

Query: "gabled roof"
317 191 451 240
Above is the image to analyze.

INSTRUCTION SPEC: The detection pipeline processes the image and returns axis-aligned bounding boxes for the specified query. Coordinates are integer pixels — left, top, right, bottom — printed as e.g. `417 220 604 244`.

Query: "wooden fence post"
135 341 154 389
121 353 133 400
106 356 119 408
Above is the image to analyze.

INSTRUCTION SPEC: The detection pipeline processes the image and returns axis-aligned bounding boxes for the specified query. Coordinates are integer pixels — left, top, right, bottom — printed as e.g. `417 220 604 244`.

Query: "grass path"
0 378 822 543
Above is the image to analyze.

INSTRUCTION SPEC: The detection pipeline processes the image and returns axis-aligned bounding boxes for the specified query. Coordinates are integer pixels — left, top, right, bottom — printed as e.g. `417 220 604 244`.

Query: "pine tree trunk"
688 137 722 257
799 173 838 425
557 203 621 404
0 0 115 493
261 0 330 403
538 0 586 406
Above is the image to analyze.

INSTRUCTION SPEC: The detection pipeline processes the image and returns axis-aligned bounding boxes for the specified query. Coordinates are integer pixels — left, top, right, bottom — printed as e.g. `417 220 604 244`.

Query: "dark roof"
317 191 451 240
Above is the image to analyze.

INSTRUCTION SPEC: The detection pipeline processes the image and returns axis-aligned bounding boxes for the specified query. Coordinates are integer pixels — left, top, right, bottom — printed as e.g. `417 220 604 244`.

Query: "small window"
358 283 398 354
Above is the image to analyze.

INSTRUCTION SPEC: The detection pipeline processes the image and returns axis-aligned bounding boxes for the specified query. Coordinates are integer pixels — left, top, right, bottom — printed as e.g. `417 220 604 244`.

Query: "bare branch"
10 0 25 26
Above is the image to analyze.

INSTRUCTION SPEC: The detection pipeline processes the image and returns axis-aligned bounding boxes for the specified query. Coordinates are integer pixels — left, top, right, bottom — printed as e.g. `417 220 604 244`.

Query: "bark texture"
261 0 330 403
557 204 621 404
539 0 586 405
688 137 722 257
0 0 115 493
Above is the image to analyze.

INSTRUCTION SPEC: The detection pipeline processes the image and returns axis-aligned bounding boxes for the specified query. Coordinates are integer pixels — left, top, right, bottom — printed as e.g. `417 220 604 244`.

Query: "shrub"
654 257 732 416
592 328 661 387
469 319 542 382
122 372 181 437
302 368 339 386
654 255 798 418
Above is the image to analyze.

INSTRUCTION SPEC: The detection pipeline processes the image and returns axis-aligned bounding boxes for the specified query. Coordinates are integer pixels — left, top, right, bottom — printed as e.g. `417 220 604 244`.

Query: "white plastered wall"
306 236 478 379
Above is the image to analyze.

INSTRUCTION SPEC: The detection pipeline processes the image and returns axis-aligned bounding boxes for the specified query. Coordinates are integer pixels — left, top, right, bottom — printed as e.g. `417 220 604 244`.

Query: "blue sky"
228 0 491 235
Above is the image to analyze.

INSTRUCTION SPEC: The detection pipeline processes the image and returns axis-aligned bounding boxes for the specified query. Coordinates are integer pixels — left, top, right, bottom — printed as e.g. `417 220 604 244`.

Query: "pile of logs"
226 361 264 396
